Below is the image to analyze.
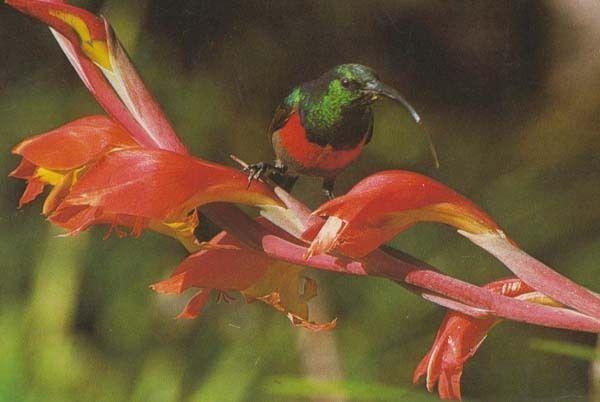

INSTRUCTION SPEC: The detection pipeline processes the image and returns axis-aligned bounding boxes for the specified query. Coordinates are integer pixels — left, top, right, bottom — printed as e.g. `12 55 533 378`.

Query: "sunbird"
246 63 438 198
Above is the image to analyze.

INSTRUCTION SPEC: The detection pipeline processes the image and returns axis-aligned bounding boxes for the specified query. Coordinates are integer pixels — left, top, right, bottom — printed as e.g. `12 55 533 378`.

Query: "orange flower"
10 116 137 214
10 115 281 249
152 218 336 330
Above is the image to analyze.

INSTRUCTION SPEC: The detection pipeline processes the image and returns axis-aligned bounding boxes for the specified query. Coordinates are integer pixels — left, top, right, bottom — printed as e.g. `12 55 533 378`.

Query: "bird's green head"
305 63 421 123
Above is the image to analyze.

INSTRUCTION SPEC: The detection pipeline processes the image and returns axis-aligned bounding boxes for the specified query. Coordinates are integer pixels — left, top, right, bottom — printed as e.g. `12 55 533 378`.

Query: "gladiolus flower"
48 147 282 243
151 218 336 330
413 278 562 400
10 116 281 249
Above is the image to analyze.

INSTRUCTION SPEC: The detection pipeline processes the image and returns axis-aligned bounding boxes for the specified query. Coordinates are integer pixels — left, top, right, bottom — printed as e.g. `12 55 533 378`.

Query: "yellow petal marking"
387 202 497 235
243 264 314 318
35 167 65 186
517 292 563 308
48 10 111 70
149 214 200 253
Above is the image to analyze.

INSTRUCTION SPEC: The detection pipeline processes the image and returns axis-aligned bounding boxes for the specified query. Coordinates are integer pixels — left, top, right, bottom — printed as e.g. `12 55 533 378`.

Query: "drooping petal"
152 230 269 294
304 170 502 259
10 160 45 207
177 289 213 319
413 278 561 400
151 219 335 330
18 178 45 208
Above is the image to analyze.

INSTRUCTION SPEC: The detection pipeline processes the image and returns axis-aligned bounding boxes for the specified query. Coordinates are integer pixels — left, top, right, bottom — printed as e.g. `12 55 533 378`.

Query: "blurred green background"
2 1 600 401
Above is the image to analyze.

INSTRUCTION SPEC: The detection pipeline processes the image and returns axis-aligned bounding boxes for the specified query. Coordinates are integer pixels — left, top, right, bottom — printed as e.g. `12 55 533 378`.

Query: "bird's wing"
268 102 295 137
364 109 374 145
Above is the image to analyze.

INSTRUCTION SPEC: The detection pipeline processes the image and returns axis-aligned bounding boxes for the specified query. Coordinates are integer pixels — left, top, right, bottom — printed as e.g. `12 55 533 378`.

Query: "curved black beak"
364 81 440 168
364 81 421 124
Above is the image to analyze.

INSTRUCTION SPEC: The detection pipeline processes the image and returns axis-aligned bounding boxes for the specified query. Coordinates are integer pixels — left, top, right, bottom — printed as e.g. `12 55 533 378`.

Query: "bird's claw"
243 162 277 188
322 178 336 200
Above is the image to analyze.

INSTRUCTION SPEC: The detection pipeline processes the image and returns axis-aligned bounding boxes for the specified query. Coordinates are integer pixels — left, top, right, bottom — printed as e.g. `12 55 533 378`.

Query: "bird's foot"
243 162 286 188
322 178 336 200
323 189 335 200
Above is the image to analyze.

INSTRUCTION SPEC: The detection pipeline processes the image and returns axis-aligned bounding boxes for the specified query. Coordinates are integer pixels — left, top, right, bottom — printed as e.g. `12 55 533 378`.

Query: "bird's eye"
341 78 351 88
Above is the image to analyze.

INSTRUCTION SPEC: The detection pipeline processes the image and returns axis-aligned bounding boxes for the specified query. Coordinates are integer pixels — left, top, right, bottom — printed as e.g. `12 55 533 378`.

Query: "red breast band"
278 113 365 173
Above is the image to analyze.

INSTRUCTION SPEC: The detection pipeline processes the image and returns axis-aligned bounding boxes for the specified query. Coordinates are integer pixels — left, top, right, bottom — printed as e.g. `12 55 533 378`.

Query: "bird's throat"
300 105 372 150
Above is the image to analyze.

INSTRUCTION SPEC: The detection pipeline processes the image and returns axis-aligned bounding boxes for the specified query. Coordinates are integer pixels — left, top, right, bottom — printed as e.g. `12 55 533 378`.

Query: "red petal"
19 178 45 208
152 218 334 329
50 205 103 236
305 170 502 258
10 160 46 208
54 148 281 223
151 231 269 294
51 205 149 238
7 1 189 154
102 26 189 155
12 116 136 170
413 278 536 400
6 0 106 43
9 159 37 179
176 289 213 320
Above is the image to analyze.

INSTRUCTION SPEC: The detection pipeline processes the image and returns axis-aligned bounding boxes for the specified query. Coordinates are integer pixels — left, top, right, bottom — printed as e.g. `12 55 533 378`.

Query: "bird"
245 63 438 199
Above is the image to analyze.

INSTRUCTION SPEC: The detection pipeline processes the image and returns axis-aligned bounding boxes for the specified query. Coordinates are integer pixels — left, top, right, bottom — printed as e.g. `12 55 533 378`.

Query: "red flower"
7 1 283 249
9 116 280 249
11 128 282 249
305 170 600 320
413 278 562 400
304 170 502 259
48 147 281 242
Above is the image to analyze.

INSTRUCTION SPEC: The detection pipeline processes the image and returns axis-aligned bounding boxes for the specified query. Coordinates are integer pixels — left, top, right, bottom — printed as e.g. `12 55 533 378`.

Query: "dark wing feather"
364 109 374 145
268 102 295 137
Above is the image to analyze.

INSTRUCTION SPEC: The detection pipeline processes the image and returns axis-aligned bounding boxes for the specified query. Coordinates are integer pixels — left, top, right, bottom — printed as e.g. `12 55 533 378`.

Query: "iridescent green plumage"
296 64 376 149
